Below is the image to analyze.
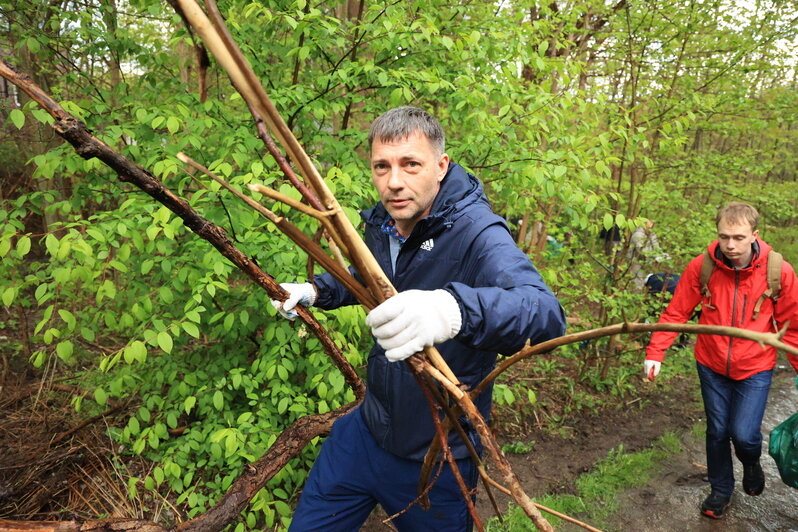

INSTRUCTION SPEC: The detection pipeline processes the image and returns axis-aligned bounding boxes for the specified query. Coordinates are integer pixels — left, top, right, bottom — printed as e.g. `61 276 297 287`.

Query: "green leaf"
30 350 46 368
10 109 25 129
56 341 74 362
181 321 200 338
16 236 31 258
277 396 289 414
603 213 614 231
538 40 549 56
184 396 196 414
141 259 154 275
123 344 135 364
94 387 108 406
527 390 537 405
0 236 11 257
44 233 59 256
81 327 96 342
129 340 147 363
58 309 76 331
157 331 173 354
2 287 15 306
26 37 40 54
166 116 180 133
213 391 224 410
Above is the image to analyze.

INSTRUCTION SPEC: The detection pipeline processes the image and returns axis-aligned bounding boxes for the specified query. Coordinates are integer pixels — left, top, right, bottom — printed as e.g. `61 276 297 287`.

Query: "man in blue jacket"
272 106 566 530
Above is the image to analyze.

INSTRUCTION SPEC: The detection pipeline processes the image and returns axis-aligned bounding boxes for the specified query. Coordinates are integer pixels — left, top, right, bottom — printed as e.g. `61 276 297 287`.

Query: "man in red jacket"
644 202 798 519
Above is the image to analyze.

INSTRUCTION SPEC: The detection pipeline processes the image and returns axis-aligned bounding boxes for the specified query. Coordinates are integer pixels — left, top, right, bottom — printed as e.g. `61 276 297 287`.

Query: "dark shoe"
701 492 731 519
743 461 765 495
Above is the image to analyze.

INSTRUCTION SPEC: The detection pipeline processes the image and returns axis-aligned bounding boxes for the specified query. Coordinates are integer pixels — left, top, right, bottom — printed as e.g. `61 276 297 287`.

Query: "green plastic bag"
769 412 798 489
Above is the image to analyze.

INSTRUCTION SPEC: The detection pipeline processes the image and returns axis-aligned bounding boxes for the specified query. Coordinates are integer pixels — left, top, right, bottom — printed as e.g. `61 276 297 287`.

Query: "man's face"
717 218 759 268
371 130 449 237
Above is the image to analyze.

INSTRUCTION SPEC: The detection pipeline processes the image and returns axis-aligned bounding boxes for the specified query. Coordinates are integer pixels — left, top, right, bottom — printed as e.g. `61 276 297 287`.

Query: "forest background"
1 0 797 530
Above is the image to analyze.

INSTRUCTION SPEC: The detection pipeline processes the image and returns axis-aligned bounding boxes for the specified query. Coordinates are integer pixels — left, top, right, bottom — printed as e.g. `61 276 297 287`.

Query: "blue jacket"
314 162 566 460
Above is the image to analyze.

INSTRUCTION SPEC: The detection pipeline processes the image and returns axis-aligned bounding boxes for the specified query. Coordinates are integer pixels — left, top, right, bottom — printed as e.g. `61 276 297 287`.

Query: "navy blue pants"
697 362 773 497
289 408 478 531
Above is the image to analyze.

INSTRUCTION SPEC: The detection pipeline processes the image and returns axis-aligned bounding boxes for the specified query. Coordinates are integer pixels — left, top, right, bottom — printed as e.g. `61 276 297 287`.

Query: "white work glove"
270 282 317 320
365 289 462 363
644 360 661 382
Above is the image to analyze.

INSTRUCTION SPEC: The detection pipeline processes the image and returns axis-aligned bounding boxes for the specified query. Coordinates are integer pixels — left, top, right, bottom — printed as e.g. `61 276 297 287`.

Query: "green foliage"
501 440 535 455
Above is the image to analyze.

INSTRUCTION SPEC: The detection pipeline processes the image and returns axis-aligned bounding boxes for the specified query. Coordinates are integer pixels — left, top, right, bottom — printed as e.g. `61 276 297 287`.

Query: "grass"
485 430 684 531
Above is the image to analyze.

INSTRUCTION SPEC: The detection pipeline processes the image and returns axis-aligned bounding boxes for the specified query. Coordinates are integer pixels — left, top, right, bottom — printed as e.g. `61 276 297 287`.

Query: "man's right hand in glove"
270 282 317 320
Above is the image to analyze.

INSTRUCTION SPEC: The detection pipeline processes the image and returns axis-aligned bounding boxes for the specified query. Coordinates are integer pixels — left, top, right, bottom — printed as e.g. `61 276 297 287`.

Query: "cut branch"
474 321 798 397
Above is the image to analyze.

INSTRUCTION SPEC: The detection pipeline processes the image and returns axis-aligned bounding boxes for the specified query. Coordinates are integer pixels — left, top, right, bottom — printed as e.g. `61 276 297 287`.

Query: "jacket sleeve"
645 255 703 362
312 268 360 310
775 261 798 373
442 223 566 355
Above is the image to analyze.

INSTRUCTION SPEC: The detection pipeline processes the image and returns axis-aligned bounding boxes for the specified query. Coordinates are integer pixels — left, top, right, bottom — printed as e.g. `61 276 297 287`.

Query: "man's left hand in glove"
365 289 462 362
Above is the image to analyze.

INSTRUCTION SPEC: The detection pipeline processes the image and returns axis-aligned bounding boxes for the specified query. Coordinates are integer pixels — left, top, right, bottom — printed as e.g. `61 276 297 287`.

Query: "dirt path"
362 367 797 532
597 367 798 532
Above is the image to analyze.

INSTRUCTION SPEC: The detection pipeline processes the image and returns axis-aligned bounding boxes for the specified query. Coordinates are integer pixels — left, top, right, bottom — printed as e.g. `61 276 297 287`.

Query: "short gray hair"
368 106 445 155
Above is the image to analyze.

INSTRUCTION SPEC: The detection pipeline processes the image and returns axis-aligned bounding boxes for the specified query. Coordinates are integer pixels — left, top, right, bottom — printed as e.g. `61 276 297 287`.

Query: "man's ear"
437 153 450 182
753 229 760 239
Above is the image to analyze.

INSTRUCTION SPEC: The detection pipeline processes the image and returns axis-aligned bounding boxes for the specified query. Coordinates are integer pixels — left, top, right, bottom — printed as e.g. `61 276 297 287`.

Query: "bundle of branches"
2 1 797 531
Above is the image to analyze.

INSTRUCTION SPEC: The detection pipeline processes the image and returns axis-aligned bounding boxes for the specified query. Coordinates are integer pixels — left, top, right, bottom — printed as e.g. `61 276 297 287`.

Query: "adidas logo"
420 239 434 251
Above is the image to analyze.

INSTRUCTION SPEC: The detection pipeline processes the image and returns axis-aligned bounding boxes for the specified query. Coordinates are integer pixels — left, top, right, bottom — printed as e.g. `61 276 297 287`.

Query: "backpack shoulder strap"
767 250 783 300
700 250 714 298
752 249 783 320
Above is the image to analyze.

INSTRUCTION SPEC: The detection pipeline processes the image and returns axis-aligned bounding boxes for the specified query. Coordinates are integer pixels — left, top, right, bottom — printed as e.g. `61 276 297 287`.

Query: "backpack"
700 249 783 320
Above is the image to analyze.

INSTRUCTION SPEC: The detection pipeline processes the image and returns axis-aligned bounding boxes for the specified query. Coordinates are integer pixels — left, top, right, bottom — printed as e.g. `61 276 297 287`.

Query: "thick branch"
475 321 798 397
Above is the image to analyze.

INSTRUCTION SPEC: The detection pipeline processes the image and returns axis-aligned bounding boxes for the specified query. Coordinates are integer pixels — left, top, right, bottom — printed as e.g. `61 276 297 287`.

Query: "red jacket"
646 238 798 379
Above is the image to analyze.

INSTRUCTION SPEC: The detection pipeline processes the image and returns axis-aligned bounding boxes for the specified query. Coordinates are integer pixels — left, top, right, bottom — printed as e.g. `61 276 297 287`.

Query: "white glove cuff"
433 289 462 339
297 282 318 307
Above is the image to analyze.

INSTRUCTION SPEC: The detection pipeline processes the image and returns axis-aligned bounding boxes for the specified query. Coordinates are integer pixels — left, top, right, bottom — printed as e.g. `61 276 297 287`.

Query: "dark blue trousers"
289 407 477 531
697 362 772 497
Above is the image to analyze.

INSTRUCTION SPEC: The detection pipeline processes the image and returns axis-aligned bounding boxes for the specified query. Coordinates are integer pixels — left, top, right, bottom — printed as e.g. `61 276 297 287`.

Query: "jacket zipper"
740 295 748 326
726 270 740 376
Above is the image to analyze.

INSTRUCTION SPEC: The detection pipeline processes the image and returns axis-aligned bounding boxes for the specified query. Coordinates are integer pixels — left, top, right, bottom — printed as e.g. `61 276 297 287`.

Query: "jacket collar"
710 238 768 270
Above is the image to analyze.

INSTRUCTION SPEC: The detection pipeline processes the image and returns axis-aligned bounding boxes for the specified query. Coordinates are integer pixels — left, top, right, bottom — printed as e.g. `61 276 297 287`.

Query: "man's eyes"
373 161 420 170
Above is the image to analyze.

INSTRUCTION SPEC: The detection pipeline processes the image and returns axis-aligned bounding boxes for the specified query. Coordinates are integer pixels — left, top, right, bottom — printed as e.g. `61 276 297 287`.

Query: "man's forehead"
717 219 755 235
